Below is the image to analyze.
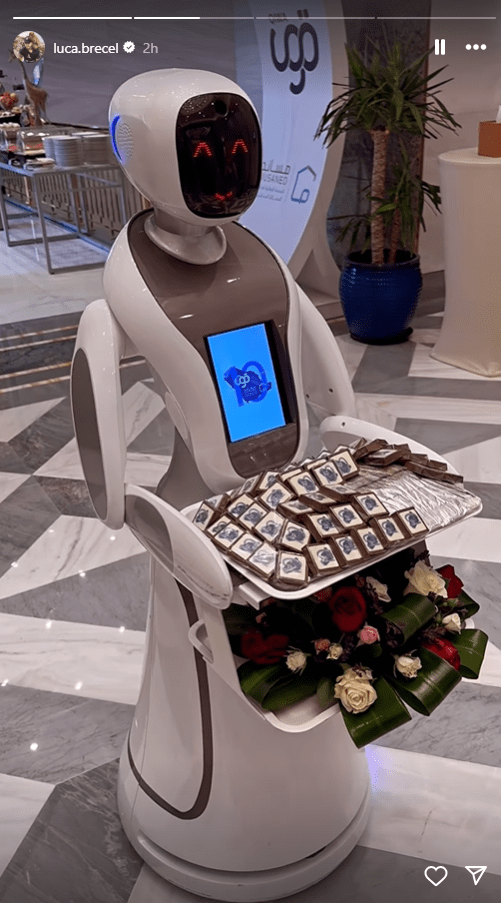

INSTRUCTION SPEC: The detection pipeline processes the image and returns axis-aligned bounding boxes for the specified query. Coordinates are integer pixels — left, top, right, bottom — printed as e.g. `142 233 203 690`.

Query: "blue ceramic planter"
339 250 422 344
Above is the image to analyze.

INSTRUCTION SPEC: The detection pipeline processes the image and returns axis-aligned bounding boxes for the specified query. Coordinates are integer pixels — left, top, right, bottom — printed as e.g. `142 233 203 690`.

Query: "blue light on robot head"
110 114 122 161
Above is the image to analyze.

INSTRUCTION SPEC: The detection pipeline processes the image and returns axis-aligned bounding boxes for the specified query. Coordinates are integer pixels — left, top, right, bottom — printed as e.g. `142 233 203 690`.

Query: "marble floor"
0 236 501 903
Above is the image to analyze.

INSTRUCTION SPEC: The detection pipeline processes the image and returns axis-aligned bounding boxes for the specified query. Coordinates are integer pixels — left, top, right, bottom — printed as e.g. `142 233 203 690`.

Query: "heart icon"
425 866 448 886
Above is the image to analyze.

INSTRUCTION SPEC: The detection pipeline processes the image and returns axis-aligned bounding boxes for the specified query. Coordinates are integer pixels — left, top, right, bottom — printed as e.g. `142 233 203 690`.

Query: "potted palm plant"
317 37 460 344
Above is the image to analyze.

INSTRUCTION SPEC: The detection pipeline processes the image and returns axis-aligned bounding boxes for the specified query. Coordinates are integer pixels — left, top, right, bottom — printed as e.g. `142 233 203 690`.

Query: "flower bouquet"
223 546 488 748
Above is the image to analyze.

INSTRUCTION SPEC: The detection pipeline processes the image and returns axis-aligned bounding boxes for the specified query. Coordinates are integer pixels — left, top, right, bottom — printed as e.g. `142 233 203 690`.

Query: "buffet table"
0 159 127 274
431 148 501 377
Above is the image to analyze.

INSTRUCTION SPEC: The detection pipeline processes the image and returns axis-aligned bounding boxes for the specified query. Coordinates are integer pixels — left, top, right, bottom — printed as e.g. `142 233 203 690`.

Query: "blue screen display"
206 323 287 443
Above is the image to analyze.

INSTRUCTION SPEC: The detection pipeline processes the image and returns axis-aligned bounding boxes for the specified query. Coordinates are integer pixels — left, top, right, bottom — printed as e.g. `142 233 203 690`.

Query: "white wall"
421 0 501 272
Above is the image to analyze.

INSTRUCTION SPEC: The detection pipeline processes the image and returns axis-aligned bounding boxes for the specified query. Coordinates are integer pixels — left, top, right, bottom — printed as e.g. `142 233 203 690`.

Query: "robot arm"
296 285 357 422
71 299 127 529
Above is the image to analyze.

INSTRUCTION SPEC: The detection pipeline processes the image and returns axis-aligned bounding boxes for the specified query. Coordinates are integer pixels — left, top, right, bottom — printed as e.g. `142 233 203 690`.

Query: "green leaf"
450 628 488 679
339 677 411 749
238 662 284 704
457 589 480 619
316 676 335 710
389 647 461 715
261 675 320 711
381 593 437 645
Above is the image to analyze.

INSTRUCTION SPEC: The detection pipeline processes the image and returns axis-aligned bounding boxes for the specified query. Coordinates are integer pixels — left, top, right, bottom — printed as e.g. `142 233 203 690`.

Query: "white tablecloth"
432 147 501 377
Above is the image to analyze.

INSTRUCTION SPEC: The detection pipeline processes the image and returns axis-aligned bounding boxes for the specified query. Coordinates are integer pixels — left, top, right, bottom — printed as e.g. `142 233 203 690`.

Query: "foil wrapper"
352 466 481 531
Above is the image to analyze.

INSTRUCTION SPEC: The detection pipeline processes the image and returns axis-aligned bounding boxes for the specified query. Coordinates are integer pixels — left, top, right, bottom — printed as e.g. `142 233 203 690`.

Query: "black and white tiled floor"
1 240 501 902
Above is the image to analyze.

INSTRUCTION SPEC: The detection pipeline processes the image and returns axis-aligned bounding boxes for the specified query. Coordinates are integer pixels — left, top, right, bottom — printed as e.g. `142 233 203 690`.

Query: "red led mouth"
214 192 234 201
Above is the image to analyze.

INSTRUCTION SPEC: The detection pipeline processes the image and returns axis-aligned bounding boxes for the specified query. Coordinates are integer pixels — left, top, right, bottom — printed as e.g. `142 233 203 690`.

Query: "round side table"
431 147 501 377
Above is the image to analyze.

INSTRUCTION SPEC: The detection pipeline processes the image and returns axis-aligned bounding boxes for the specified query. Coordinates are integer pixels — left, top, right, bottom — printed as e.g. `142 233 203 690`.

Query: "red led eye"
193 141 212 158
231 139 248 154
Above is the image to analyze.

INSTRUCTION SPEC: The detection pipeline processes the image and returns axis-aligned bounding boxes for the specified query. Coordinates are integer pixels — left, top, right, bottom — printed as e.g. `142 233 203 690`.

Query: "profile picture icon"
12 31 45 63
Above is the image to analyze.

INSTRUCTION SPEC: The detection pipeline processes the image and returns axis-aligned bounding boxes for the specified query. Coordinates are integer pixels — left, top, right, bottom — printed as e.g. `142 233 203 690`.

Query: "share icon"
465 866 487 885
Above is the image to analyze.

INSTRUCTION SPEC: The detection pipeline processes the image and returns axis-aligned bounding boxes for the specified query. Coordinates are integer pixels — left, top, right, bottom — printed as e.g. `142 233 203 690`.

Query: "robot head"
109 69 262 226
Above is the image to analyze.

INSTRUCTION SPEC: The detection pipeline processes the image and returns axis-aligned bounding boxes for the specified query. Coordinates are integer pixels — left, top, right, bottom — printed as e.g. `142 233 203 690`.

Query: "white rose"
286 650 308 673
334 669 377 714
442 613 462 634
404 560 447 598
395 654 422 679
366 576 391 602
327 643 343 660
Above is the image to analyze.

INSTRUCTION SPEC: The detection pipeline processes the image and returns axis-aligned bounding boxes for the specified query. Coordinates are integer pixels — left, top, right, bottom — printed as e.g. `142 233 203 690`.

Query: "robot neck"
145 208 227 265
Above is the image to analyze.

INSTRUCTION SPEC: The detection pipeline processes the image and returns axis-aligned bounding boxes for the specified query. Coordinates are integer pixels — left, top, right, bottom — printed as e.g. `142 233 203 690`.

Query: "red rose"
313 587 334 604
240 629 290 665
328 586 367 633
421 637 461 671
437 565 463 599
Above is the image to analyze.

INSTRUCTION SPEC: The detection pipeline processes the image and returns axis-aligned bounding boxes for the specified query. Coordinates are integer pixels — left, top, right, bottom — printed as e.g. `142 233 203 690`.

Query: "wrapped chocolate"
332 533 365 565
355 525 386 556
278 498 315 520
276 551 308 586
193 502 215 532
305 512 341 541
394 507 428 537
353 492 388 519
364 448 405 467
331 449 359 479
260 483 293 511
227 494 254 520
353 438 388 458
238 475 262 496
207 516 232 538
330 503 365 530
247 543 278 579
300 490 334 512
213 522 245 550
325 483 357 502
284 470 318 497
278 520 311 552
255 471 280 493
372 515 407 545
306 543 342 576
310 460 345 490
206 494 231 516
229 533 263 563
239 502 268 529
255 511 285 543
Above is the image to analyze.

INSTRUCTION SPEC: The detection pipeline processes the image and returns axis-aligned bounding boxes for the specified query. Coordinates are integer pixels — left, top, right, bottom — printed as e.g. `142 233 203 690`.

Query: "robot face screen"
176 92 261 218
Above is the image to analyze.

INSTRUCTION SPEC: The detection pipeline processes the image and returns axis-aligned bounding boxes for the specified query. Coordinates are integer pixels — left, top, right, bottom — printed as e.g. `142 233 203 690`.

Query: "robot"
71 69 443 901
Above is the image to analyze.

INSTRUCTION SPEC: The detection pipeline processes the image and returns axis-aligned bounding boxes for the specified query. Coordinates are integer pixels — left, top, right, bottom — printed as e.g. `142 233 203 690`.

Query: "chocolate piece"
284 471 318 497
256 471 280 492
347 437 368 459
193 502 215 531
247 543 278 579
260 484 293 511
310 460 345 490
441 470 464 484
278 498 315 520
354 438 389 458
325 483 357 502
332 533 365 565
207 516 232 538
373 515 407 545
426 458 448 473
388 443 412 462
331 449 359 479
355 525 386 556
255 511 285 543
279 520 311 552
353 492 388 519
213 522 245 550
306 543 342 576
364 448 404 466
394 507 428 536
239 502 268 529
301 491 334 512
276 551 308 586
227 494 254 520
229 532 263 563
330 503 365 529
305 512 341 541
206 493 231 515
239 475 262 496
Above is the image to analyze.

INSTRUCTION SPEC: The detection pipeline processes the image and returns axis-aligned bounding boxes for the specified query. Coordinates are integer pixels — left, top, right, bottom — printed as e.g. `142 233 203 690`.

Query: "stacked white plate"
42 136 55 159
51 134 83 167
79 132 114 165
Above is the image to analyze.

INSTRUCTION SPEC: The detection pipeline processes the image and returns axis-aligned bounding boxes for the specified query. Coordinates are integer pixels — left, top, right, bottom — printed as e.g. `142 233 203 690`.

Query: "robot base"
118 750 371 903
